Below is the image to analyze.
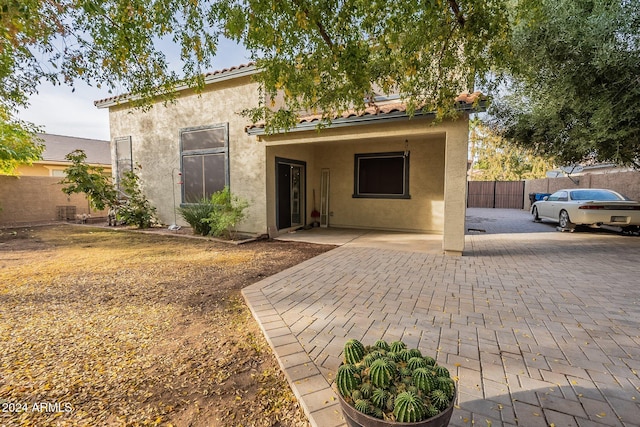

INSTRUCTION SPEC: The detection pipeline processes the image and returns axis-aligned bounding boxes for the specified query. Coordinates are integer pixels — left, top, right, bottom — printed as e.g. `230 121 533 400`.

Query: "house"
0 134 111 227
14 133 111 176
95 63 480 255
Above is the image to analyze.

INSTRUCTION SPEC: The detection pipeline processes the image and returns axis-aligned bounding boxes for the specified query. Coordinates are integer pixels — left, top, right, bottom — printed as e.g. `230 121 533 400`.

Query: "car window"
570 190 624 201
547 191 563 201
556 191 568 202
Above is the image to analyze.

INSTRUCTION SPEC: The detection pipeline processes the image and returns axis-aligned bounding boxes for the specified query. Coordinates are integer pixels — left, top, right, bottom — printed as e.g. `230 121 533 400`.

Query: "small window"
353 152 410 199
114 136 133 188
181 124 229 203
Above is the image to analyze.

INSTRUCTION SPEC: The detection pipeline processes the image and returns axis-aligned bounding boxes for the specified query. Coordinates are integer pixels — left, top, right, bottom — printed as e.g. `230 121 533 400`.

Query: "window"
353 152 410 198
114 136 133 188
548 191 568 202
180 124 229 202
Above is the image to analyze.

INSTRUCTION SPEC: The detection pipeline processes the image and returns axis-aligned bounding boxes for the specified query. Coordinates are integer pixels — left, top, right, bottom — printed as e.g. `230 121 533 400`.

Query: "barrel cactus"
344 339 366 364
336 364 359 397
412 367 437 394
394 391 426 423
369 358 395 388
374 339 391 352
336 338 456 422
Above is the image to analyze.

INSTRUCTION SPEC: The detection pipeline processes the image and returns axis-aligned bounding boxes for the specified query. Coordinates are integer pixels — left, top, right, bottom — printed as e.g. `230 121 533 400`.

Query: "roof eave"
94 64 259 109
246 101 485 137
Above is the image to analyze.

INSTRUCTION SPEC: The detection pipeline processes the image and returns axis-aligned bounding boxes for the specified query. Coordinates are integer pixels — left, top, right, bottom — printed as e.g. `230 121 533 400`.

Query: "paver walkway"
243 210 640 427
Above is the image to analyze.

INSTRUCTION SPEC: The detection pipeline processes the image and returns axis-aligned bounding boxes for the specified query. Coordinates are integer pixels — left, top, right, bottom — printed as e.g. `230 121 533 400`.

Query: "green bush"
117 170 158 229
202 187 249 239
177 198 217 236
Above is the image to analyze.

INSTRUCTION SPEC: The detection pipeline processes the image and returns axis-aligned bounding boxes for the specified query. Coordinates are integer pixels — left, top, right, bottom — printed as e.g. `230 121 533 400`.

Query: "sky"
16 38 251 142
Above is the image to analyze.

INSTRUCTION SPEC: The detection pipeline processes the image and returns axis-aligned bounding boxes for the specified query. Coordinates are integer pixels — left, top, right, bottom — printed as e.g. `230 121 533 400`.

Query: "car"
531 188 640 232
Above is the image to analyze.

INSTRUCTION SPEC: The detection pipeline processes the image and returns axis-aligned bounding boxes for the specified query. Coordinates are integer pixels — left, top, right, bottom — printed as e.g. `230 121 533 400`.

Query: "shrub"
177 198 217 236
202 187 248 239
117 170 158 229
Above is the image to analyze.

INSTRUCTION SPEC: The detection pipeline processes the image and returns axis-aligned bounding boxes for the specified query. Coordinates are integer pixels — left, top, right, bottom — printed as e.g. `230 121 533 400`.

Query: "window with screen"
353 152 410 199
114 136 133 188
180 124 229 203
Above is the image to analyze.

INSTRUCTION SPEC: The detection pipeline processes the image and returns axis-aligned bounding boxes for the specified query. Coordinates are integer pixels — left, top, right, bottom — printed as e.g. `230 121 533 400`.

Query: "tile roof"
245 91 485 131
36 133 111 165
94 62 256 107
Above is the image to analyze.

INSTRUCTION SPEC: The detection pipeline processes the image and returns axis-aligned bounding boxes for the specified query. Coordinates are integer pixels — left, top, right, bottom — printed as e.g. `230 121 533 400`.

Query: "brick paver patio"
243 210 640 427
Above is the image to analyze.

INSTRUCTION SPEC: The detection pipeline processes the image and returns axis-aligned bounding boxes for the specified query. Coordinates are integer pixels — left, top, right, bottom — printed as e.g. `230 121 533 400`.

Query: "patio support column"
442 118 469 255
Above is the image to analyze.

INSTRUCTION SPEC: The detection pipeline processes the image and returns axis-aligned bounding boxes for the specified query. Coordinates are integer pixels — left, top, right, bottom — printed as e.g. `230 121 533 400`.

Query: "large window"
353 152 410 199
180 124 229 202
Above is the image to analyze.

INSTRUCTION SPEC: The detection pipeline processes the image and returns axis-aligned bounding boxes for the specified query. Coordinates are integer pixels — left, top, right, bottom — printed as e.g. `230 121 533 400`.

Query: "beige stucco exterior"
260 115 468 254
99 69 471 254
105 75 267 233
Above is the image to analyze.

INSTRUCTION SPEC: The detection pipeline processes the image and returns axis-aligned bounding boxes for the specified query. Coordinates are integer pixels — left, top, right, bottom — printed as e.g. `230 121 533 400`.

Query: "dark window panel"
182 128 226 151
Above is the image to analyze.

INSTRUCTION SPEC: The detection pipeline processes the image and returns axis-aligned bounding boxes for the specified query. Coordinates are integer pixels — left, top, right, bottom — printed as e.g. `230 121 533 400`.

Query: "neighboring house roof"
246 91 486 135
37 133 111 165
94 62 258 108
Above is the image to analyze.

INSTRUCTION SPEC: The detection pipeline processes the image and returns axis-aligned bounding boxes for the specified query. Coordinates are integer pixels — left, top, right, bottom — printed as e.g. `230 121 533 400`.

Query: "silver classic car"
531 188 640 232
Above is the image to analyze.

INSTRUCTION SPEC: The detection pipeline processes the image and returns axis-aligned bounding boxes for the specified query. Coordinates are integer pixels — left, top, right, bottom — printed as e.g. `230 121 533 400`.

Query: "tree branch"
448 0 466 27
291 0 334 49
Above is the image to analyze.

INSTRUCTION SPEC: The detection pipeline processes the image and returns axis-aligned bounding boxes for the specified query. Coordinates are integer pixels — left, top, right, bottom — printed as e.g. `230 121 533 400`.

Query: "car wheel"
532 206 541 222
559 210 574 229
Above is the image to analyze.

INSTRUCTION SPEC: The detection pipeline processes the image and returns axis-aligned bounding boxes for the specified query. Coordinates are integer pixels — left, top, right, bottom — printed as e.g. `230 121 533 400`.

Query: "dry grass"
0 225 332 426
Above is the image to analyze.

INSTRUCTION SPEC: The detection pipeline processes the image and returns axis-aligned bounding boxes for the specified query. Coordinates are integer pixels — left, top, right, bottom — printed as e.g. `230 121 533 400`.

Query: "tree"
490 0 640 168
217 0 512 131
1 0 217 168
469 119 555 181
1 0 512 139
60 150 118 211
0 111 44 174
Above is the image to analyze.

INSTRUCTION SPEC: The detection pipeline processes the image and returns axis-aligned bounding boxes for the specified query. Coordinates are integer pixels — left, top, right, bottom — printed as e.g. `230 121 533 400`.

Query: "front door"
276 158 306 230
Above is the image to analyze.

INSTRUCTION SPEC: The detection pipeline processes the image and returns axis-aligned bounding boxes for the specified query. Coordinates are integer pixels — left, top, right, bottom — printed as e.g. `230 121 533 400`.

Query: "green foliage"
216 0 511 131
60 150 118 211
117 169 158 229
492 0 640 167
61 151 156 228
2 0 512 142
470 119 555 181
0 108 44 175
202 187 248 239
338 338 455 422
177 198 217 236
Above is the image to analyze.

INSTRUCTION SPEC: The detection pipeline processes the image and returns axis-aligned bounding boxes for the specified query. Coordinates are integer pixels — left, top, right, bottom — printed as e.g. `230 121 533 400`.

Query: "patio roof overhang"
245 92 486 137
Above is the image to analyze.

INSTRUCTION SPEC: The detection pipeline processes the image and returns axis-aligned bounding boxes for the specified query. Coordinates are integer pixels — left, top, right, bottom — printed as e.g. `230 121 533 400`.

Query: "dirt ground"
0 224 333 427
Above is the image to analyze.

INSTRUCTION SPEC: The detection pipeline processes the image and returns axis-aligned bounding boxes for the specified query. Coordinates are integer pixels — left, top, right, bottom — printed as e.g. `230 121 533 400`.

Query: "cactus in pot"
336 338 456 424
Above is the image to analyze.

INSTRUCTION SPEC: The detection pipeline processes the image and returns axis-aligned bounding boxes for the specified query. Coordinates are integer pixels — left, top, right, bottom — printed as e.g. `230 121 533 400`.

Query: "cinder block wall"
0 176 106 227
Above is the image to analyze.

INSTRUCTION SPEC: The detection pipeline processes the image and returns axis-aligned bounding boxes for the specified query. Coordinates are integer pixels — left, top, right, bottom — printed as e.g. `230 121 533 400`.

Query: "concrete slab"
244 209 640 427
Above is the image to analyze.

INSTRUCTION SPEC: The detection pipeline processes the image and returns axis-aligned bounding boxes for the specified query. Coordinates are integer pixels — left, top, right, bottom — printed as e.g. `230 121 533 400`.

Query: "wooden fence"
467 181 525 209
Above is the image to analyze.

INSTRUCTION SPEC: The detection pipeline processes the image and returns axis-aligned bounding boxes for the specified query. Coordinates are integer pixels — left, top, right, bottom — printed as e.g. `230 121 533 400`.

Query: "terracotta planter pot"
337 389 455 427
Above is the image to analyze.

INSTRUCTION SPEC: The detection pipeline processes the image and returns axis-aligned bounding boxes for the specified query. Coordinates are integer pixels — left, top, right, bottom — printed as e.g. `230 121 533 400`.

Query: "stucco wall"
0 176 104 227
107 77 266 234
262 115 468 239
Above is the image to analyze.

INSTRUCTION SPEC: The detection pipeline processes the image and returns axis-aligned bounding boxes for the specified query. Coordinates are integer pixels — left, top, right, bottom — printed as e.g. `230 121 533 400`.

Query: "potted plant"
335 339 456 427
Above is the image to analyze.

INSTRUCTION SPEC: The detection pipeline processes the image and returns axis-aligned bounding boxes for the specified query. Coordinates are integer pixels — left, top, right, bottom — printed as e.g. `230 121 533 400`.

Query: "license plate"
611 216 628 222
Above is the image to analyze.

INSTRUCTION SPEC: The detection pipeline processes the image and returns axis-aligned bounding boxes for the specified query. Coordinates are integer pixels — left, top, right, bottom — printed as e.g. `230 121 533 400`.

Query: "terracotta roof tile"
246 91 484 131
